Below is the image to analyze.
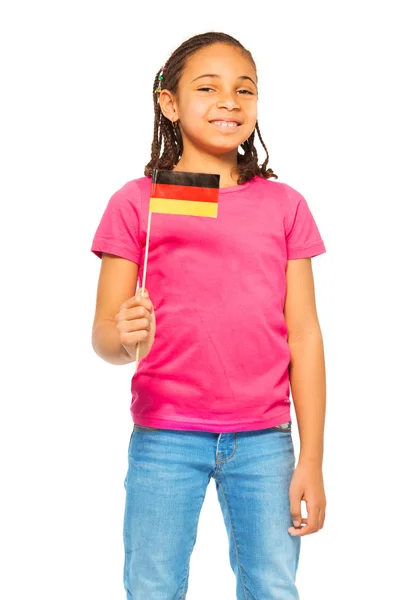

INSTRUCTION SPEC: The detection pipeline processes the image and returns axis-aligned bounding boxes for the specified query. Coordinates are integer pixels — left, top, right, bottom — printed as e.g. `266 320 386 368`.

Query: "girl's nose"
216 95 240 110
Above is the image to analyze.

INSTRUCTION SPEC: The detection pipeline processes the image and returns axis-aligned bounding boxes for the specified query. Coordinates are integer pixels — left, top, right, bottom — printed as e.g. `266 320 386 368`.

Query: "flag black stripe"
153 169 220 189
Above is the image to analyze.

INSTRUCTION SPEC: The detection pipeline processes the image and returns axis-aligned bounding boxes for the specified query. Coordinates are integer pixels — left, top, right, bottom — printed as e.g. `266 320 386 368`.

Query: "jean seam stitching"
216 433 238 463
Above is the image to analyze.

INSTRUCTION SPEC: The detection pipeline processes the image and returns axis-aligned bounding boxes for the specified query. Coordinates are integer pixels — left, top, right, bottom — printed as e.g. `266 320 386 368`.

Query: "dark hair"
144 32 278 184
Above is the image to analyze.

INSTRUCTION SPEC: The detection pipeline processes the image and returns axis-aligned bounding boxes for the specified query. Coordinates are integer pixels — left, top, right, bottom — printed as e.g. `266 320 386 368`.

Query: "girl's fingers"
288 511 323 536
116 305 152 324
124 307 152 323
124 317 151 332
121 296 152 313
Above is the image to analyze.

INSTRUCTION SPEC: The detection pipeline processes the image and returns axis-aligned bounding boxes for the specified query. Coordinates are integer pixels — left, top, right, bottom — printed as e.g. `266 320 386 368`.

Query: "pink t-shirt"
91 174 326 432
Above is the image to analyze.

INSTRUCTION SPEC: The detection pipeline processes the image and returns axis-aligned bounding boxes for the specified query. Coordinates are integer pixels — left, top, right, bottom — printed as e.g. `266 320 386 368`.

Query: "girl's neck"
172 155 240 189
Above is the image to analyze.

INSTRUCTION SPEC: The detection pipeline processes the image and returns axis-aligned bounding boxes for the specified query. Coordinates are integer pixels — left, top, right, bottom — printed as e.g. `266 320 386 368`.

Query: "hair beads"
155 66 166 98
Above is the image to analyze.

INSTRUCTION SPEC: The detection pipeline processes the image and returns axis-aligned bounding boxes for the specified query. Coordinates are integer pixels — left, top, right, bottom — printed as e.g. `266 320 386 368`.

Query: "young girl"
91 31 327 600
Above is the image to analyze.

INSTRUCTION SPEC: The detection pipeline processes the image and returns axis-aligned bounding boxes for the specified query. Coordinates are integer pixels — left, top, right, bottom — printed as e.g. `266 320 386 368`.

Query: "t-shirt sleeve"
90 180 142 264
283 184 326 259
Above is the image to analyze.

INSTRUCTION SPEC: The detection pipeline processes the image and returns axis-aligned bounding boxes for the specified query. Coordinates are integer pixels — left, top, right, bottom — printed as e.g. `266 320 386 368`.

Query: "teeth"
212 121 238 127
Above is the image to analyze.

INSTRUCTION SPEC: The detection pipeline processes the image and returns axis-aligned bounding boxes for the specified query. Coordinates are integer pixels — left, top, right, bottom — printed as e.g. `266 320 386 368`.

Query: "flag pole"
135 208 152 372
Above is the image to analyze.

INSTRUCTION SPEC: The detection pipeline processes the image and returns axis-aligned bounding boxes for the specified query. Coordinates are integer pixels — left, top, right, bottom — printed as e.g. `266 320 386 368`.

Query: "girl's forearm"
288 330 326 467
92 320 135 366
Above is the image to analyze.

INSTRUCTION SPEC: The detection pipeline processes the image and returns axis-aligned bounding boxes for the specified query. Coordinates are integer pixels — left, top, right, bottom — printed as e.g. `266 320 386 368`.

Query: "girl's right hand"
114 288 156 360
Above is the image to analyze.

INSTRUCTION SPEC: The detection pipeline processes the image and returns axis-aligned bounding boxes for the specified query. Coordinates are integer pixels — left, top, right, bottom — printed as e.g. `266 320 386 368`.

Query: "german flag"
149 169 220 218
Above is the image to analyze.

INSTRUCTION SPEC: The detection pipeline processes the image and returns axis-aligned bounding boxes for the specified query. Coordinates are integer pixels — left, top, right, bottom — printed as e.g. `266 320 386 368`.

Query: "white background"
1 1 399 598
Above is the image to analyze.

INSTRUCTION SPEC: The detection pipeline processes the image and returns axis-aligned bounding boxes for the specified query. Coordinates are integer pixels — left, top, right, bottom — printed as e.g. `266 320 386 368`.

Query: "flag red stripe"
152 183 219 203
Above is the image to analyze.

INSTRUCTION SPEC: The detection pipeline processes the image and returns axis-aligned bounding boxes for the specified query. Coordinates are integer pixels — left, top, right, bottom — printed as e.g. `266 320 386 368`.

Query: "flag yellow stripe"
150 197 218 217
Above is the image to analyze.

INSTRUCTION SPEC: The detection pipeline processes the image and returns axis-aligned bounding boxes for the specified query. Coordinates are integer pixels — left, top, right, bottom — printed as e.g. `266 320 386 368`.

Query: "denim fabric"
123 422 300 599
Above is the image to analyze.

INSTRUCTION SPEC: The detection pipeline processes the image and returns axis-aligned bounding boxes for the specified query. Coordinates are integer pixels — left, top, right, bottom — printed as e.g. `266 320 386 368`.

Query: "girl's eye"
198 88 254 95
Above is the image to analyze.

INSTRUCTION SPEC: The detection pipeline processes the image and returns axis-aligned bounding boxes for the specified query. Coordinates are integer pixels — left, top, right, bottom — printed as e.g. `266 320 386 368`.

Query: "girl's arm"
92 253 139 365
284 257 326 467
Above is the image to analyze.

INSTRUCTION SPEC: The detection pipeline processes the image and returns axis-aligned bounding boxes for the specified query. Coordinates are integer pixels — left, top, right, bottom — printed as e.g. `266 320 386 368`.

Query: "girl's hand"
114 288 156 361
288 461 327 536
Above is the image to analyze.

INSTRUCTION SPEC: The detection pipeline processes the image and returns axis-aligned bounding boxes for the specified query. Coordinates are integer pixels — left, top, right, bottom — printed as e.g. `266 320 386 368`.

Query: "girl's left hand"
287 461 327 536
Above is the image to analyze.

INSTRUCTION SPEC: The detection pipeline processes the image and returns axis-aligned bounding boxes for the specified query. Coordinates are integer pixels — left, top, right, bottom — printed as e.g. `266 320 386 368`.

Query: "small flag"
149 169 220 218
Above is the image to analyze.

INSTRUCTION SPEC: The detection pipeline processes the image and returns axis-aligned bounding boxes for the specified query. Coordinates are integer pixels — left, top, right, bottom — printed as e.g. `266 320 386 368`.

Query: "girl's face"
167 43 258 156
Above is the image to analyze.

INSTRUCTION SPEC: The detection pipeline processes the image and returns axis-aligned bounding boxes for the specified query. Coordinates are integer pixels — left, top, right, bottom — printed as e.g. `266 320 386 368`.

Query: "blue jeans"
123 422 300 599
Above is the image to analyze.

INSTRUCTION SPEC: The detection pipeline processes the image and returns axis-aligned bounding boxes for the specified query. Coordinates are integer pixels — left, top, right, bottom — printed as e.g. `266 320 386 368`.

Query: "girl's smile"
209 120 242 132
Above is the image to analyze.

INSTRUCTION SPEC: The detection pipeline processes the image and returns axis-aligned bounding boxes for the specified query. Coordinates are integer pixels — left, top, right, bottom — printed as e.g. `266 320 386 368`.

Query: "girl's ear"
158 89 179 122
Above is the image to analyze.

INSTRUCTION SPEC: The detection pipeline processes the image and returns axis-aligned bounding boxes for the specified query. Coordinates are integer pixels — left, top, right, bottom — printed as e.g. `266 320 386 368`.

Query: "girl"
91 31 327 600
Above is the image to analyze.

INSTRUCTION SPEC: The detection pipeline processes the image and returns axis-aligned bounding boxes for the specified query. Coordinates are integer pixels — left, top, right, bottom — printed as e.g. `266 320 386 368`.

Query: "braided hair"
144 32 278 184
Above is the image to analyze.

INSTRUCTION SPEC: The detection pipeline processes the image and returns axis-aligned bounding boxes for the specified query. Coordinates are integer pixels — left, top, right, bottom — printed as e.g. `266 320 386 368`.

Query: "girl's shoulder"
117 175 152 194
252 175 303 198
251 176 307 217
107 176 152 207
